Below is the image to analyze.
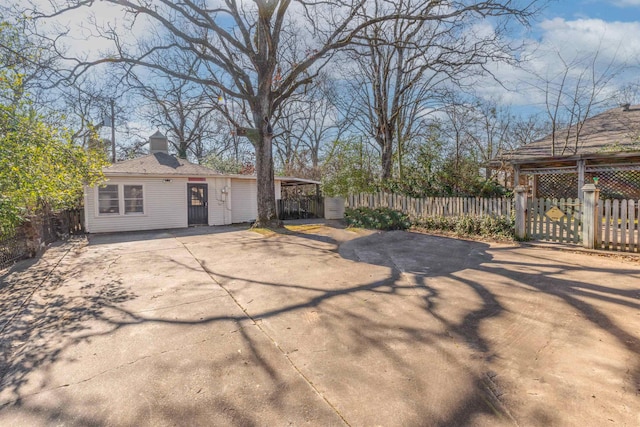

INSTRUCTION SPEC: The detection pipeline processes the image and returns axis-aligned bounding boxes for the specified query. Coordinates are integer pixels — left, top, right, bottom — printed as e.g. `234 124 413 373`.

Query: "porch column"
513 164 520 189
582 183 600 249
577 159 585 201
531 175 538 199
514 185 528 240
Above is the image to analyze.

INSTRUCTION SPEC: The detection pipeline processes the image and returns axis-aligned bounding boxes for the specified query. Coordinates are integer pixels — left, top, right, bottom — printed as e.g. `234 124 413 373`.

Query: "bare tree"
614 81 640 107
26 0 544 226
464 100 515 180
535 46 625 155
509 113 550 148
301 76 351 175
438 93 550 191
338 0 541 180
128 70 227 160
273 75 345 179
1 10 136 161
55 75 113 147
437 96 478 194
272 100 307 176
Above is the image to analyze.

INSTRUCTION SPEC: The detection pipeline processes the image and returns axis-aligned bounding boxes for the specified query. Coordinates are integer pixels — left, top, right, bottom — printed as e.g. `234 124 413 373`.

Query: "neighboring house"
493 104 640 200
84 132 311 233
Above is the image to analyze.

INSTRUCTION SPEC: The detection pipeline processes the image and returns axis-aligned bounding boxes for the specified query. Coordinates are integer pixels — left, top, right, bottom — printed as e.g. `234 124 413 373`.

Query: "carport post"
581 184 600 249
514 185 527 240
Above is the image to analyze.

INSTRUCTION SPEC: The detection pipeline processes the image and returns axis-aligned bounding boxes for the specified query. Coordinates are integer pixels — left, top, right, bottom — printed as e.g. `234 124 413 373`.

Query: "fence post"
582 184 600 249
515 185 527 240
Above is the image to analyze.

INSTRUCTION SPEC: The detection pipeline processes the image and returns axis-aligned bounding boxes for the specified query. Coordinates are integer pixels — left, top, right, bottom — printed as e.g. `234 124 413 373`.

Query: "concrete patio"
0 224 638 426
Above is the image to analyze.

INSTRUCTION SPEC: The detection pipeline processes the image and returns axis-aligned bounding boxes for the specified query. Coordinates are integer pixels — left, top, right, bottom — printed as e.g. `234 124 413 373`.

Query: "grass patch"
250 224 324 237
285 224 323 233
249 227 275 236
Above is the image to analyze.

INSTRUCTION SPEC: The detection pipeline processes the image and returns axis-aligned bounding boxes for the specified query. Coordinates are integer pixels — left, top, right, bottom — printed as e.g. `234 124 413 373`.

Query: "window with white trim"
98 185 120 214
124 185 144 214
97 184 145 216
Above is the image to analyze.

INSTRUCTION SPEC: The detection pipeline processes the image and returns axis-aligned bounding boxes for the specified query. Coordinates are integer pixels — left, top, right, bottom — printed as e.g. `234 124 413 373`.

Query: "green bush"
345 207 515 240
413 215 515 240
345 207 411 231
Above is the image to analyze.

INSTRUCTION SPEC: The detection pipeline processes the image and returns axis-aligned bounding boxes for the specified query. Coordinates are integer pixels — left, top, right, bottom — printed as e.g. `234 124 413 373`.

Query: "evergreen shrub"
345 207 411 230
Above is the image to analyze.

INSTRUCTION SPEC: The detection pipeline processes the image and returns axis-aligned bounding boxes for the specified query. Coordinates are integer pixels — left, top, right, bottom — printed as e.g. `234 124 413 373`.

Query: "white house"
83 132 300 233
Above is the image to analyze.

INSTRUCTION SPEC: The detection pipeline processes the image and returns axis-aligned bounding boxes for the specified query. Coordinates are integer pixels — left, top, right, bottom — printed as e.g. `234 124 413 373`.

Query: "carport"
276 177 323 220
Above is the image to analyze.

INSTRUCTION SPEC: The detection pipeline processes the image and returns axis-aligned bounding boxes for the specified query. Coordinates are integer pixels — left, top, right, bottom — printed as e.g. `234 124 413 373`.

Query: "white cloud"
474 17 640 110
609 0 640 7
536 18 640 63
19 1 152 61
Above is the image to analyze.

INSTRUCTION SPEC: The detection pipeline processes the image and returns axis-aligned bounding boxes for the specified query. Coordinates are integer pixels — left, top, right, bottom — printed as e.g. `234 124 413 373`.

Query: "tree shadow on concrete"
0 241 136 421
0 235 344 425
1 227 639 426
336 231 640 426
247 227 640 425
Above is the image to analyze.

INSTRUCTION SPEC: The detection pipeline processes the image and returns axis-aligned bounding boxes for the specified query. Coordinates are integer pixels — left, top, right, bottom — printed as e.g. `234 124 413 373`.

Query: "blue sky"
545 0 639 21
473 0 640 112
20 0 640 120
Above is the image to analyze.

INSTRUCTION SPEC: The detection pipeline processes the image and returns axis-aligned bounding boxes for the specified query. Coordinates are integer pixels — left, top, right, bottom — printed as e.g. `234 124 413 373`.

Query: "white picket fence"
346 192 512 218
345 190 640 253
526 197 582 244
598 199 639 252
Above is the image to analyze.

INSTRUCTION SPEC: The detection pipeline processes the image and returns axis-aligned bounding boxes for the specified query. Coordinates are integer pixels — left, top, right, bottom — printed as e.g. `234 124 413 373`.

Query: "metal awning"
277 177 321 187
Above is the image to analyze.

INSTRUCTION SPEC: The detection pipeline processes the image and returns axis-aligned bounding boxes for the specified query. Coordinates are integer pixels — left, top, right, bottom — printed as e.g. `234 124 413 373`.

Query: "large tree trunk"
378 132 394 180
252 94 280 227
254 133 278 227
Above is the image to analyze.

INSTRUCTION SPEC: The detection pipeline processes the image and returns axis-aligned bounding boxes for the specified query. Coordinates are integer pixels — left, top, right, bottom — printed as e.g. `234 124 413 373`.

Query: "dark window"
190 187 204 206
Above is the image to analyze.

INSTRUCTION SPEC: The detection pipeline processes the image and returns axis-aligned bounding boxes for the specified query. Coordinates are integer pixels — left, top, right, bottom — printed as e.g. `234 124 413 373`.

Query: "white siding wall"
207 178 232 225
85 177 188 233
85 175 286 232
231 178 257 223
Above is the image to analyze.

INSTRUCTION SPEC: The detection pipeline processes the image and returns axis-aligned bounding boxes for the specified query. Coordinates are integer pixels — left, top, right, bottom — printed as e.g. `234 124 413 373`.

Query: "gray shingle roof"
499 105 640 163
104 152 222 176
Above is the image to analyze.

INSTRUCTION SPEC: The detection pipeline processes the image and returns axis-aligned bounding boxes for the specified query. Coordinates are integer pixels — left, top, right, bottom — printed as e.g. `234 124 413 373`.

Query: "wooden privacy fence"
347 192 512 218
598 199 639 252
0 207 85 270
58 208 85 236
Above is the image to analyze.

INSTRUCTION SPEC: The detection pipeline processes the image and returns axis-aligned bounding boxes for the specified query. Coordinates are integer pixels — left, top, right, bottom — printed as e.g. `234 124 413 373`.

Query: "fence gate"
526 197 582 244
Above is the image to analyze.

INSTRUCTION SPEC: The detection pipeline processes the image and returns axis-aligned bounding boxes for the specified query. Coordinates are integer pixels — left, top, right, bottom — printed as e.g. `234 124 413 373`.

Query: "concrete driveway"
0 223 638 426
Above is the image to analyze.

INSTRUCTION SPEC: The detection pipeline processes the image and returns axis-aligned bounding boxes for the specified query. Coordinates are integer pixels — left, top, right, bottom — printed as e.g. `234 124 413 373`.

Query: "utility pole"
110 99 116 163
